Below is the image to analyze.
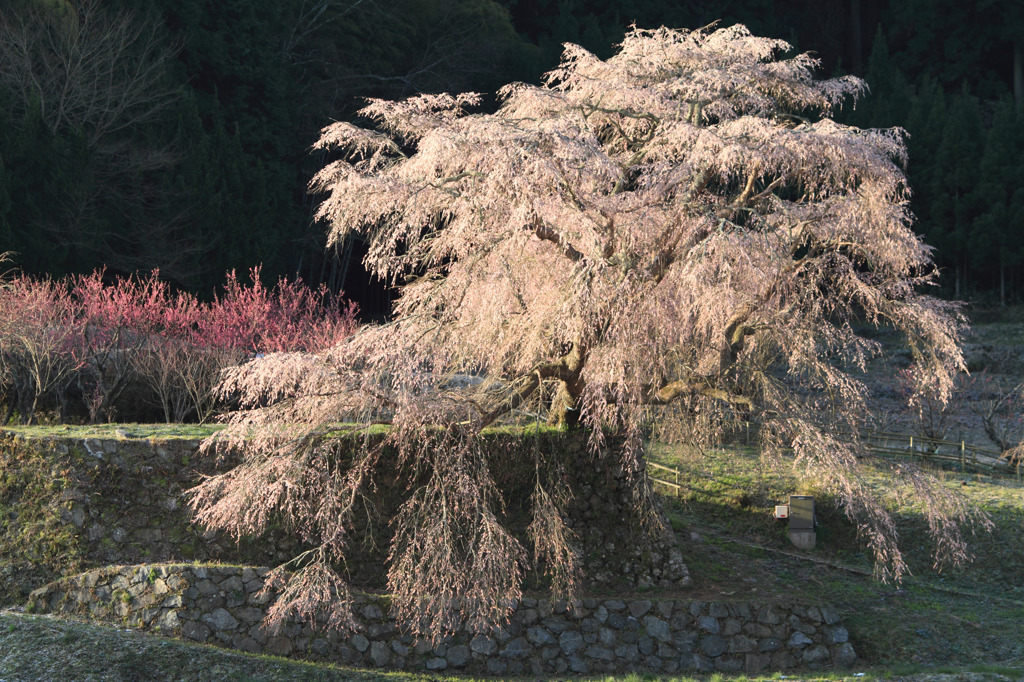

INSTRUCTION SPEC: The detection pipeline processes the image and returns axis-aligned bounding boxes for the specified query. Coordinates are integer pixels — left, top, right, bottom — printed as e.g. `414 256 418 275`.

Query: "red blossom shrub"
200 267 356 354
123 275 210 424
0 276 82 424
0 267 356 424
72 270 155 422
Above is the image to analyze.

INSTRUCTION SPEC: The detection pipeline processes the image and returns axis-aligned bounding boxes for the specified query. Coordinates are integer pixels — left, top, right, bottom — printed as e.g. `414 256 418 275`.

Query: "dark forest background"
1 0 1022 316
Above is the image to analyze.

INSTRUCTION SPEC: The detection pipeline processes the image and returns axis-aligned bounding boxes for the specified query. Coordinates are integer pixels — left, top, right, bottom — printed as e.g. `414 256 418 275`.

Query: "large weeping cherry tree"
189 25 990 642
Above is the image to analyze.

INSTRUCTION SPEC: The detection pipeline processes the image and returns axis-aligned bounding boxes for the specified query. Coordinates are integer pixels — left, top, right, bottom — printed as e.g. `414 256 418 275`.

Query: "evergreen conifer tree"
929 88 983 296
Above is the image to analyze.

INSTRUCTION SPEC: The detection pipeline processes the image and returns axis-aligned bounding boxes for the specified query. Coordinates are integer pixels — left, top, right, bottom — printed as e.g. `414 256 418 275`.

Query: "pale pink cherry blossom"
190 24 989 642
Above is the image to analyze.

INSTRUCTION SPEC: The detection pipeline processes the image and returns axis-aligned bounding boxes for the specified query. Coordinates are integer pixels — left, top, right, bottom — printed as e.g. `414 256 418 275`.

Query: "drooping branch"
644 168 715 281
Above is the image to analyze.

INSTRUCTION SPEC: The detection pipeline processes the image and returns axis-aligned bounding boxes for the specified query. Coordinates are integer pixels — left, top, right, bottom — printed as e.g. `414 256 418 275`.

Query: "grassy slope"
0 611 424 682
649 443 1024 668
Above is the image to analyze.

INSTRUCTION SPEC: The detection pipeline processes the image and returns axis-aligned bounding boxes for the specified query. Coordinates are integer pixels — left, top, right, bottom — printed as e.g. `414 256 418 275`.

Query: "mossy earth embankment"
0 427 292 606
649 443 1024 668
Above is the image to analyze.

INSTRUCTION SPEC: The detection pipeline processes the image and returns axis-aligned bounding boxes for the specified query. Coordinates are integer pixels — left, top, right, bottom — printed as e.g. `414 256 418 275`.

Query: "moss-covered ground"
0 422 224 440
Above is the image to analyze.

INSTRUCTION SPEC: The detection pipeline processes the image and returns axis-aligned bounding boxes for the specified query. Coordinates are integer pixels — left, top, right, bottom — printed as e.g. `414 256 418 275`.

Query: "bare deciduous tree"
969 374 1024 453
0 0 178 145
0 0 199 280
190 25 989 642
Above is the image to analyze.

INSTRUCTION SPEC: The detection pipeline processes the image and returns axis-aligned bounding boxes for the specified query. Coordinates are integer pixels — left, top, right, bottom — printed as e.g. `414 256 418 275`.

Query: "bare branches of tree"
0 0 204 281
0 0 178 145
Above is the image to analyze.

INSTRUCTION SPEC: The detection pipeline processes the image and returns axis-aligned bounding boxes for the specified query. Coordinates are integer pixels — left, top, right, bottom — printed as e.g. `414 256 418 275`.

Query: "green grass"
651 441 1024 668
0 611 424 682
0 422 224 440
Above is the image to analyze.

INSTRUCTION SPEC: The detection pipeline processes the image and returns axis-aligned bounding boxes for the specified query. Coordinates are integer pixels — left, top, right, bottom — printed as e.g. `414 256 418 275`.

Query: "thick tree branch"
719 174 785 220
600 212 616 260
735 168 759 208
532 216 584 262
476 343 586 429
647 376 753 410
720 302 757 369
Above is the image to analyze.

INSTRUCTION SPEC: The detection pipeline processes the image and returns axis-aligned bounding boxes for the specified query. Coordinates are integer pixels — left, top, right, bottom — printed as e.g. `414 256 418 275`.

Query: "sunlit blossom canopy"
191 25 985 643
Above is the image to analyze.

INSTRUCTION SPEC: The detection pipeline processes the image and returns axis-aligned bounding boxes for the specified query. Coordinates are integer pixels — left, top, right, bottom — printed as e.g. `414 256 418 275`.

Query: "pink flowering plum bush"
0 268 356 424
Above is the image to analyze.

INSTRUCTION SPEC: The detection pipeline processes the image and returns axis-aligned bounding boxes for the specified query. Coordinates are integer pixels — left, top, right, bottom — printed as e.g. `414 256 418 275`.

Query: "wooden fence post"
961 441 966 474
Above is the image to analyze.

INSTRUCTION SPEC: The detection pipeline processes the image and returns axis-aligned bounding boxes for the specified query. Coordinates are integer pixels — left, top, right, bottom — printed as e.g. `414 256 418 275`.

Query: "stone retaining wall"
41 436 299 568
29 564 857 674
0 434 303 605
2 431 689 605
